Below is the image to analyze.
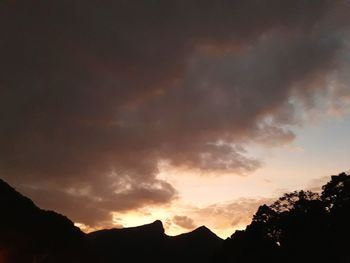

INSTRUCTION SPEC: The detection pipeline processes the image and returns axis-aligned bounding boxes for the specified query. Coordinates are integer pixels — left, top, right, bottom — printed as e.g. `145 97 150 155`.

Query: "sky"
0 0 350 238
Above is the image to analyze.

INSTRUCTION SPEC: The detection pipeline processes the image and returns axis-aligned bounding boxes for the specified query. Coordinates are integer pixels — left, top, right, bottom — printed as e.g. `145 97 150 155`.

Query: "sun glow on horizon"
73 112 350 239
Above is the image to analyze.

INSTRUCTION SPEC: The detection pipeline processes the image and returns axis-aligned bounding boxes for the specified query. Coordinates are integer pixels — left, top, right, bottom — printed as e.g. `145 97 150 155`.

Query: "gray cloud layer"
0 0 349 226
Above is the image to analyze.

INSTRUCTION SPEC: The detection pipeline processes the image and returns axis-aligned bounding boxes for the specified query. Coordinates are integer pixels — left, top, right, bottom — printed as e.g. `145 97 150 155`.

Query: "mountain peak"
151 219 163 228
195 225 210 231
190 225 222 240
139 219 164 234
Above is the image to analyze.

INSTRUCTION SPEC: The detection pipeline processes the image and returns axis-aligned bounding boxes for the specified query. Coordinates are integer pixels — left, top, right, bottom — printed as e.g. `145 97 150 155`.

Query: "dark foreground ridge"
88 220 223 263
1 172 350 263
0 178 222 263
0 179 93 263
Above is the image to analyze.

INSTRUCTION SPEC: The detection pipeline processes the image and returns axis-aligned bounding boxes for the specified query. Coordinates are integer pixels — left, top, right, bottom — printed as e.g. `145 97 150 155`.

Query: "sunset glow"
1 0 350 240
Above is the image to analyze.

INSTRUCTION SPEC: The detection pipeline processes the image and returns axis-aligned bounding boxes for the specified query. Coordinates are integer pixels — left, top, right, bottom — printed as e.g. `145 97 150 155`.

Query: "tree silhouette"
322 172 350 211
215 172 350 263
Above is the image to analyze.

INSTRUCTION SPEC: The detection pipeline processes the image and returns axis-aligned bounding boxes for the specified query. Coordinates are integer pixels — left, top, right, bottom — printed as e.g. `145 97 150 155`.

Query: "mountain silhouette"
88 220 223 263
0 179 94 263
1 172 350 263
0 178 222 263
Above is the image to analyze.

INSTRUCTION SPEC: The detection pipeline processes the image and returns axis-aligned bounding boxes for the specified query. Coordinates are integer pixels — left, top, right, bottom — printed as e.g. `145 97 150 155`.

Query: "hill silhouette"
0 178 222 263
0 179 94 263
88 220 223 263
1 172 350 262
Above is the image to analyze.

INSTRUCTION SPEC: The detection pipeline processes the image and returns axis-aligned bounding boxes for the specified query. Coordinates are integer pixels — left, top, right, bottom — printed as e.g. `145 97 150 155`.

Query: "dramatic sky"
1 0 350 238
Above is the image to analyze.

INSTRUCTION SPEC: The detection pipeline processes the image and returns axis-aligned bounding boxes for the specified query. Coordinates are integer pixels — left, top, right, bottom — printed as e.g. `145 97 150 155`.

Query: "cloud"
164 197 275 238
0 0 349 227
306 176 331 193
17 175 177 226
194 198 274 234
172 215 196 230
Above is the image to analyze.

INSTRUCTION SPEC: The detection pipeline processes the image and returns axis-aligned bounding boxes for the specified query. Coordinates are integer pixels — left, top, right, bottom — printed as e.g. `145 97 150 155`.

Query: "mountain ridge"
88 219 223 263
87 219 221 240
0 178 223 263
2 172 350 262
0 178 94 263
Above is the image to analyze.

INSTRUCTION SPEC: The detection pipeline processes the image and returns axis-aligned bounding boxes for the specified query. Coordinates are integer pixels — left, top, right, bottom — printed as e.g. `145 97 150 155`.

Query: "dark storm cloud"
0 0 349 226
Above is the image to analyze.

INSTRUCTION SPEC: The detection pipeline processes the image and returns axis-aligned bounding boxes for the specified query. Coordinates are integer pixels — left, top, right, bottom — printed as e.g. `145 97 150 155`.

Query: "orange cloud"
172 215 196 230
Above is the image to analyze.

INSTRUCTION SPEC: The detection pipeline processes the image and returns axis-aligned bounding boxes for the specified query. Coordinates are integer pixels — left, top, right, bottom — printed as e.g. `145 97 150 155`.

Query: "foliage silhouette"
215 172 350 263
